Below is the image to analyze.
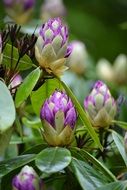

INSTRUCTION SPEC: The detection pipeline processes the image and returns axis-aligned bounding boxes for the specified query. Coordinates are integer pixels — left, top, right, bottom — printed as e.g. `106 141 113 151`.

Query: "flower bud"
67 41 87 75
113 54 127 85
3 0 35 24
12 165 42 190
9 74 22 93
40 90 77 146
96 59 114 82
41 0 66 22
84 80 117 128
35 18 71 76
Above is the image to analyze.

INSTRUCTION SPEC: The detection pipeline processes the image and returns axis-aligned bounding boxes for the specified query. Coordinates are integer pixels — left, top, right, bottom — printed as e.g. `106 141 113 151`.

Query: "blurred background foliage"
37 0 127 62
1 0 127 62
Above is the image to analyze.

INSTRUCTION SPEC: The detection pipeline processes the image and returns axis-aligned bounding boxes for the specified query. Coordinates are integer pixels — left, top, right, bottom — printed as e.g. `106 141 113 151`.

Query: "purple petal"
65 107 77 129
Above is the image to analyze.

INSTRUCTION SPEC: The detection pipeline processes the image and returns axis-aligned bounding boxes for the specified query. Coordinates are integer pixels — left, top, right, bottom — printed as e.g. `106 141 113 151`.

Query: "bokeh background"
1 0 127 62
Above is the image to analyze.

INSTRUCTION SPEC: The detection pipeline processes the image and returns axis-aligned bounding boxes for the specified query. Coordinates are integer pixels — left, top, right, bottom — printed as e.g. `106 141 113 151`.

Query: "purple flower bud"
67 40 87 74
35 18 70 76
40 90 77 146
41 0 66 22
41 91 76 129
3 0 35 24
84 80 117 128
12 165 42 190
39 17 68 49
9 74 22 93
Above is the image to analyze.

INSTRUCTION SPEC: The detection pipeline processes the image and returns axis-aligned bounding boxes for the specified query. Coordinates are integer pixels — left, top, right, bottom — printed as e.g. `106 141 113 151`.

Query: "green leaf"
70 158 107 190
112 130 127 166
22 117 42 129
96 181 127 190
112 120 127 130
15 67 41 108
35 147 71 173
78 149 116 182
0 128 13 157
31 78 62 116
59 80 103 150
0 154 36 178
0 81 15 132
3 43 34 71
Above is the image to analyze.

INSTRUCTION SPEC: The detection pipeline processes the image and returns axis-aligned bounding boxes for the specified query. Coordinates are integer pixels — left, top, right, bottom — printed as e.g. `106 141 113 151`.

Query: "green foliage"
35 147 71 173
15 67 41 107
0 81 15 132
31 78 63 116
3 44 34 71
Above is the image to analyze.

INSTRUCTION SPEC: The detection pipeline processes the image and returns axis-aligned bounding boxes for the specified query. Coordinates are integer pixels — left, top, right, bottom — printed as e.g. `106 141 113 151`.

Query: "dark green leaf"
112 130 127 166
35 147 71 173
70 158 108 190
0 154 36 178
78 149 116 182
0 81 15 132
15 67 41 108
0 128 13 157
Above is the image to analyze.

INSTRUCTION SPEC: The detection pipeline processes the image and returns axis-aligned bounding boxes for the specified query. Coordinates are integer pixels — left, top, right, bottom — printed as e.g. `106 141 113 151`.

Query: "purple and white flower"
84 80 117 128
12 165 42 190
35 18 71 76
40 90 77 146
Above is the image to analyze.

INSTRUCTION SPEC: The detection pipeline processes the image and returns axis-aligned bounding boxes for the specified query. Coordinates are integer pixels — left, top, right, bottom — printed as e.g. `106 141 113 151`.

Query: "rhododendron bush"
0 0 127 190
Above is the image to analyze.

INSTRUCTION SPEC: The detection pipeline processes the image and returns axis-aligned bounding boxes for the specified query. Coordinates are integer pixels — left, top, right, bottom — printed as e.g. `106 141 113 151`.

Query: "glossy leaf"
31 78 62 116
0 81 15 132
97 181 127 190
15 67 41 108
112 130 127 166
35 147 71 173
78 149 116 182
59 80 103 150
0 154 36 178
70 158 108 190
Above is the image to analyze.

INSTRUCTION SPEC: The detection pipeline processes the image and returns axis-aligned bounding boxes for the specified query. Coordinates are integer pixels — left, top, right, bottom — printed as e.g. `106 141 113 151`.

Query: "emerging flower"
3 0 35 24
84 80 117 128
35 18 71 76
41 0 66 22
40 90 77 146
67 41 87 74
9 74 22 93
12 165 42 190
